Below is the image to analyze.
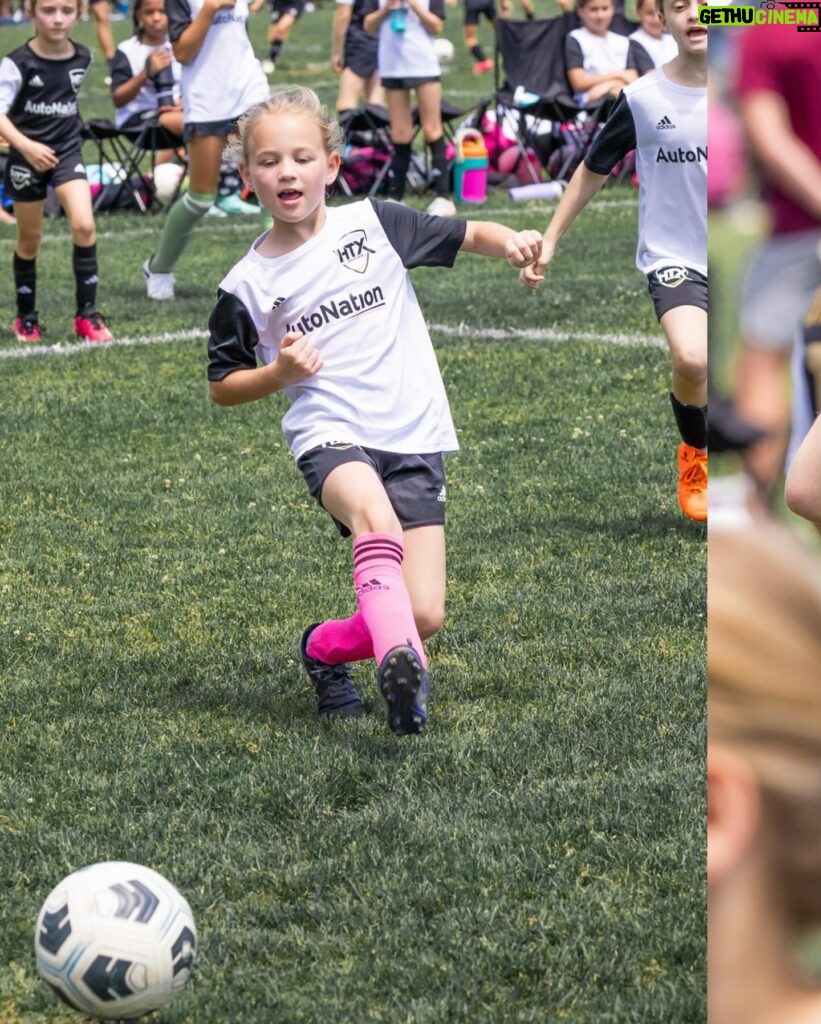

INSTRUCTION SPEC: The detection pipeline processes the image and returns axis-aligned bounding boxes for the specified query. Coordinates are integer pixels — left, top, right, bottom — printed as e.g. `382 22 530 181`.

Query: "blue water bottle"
390 5 407 31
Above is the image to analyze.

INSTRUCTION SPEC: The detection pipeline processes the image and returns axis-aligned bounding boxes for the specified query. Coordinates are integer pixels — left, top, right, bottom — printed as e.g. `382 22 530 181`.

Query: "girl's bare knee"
71 222 96 247
673 350 707 388
415 605 445 640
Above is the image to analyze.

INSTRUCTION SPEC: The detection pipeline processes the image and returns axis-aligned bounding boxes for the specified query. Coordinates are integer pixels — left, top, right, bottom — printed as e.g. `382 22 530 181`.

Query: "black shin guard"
73 243 99 314
670 392 708 450
13 252 36 317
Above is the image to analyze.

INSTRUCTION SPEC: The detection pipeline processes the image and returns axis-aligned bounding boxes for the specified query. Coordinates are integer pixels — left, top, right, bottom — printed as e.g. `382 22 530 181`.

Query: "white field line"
0 321 661 362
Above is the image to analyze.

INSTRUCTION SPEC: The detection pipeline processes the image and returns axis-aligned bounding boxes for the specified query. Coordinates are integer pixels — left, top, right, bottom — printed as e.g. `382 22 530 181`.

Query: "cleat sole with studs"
377 645 428 736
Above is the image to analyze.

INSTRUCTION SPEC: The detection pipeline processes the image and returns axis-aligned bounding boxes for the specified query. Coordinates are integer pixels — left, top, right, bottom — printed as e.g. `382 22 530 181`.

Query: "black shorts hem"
646 266 708 320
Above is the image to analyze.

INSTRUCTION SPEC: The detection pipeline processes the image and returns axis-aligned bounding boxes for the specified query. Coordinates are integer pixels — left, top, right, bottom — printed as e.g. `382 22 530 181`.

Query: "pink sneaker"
13 313 41 343
74 307 113 343
473 58 494 74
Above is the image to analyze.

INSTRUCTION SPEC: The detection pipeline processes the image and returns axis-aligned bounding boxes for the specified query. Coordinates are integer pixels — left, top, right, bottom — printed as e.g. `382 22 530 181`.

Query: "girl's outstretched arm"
520 163 608 288
460 221 543 267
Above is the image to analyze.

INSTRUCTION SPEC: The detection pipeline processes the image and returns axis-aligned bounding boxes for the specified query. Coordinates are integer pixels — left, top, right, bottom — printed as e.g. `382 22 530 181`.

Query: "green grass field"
0 6 705 1022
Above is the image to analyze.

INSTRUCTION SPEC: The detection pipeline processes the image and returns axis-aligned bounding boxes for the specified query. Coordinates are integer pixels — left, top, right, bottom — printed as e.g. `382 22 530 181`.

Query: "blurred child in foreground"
709 524 821 1024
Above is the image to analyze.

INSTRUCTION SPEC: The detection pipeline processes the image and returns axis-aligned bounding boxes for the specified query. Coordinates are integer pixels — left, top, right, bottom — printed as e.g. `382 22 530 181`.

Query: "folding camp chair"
81 117 185 213
337 104 395 198
493 14 616 185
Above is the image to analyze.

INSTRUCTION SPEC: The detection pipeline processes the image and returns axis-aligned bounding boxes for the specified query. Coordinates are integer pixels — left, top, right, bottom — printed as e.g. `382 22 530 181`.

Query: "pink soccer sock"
353 532 427 668
305 611 373 665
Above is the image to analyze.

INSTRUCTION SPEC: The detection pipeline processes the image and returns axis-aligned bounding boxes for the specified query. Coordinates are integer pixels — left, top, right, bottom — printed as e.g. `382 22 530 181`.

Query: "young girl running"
0 0 113 342
110 0 184 141
207 86 542 735
142 0 269 300
523 0 707 522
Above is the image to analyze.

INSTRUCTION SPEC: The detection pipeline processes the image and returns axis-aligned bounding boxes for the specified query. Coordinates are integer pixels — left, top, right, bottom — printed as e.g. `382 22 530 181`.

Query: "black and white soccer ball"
34 861 197 1019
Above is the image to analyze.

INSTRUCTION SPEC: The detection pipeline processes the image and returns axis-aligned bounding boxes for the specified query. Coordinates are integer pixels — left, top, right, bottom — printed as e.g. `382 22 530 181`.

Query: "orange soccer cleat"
677 442 707 522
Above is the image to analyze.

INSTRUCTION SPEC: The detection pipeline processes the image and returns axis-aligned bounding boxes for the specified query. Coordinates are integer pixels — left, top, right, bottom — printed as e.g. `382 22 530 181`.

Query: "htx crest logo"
654 266 691 288
10 165 33 190
68 68 87 93
334 229 375 274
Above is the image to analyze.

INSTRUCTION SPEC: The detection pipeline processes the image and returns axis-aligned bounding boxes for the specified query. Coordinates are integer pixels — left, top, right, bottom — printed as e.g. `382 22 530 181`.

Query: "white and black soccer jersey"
367 0 445 79
0 41 90 154
584 67 706 276
628 26 676 69
110 35 182 129
565 27 642 101
208 198 467 459
165 0 269 124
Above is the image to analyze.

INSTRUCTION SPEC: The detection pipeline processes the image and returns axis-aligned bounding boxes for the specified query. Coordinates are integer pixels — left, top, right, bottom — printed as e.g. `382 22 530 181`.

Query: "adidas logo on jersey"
271 295 286 310
29 74 44 87
656 115 675 130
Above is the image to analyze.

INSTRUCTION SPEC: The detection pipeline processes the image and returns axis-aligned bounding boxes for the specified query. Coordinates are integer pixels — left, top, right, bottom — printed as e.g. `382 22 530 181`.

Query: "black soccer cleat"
298 624 364 719
377 644 429 736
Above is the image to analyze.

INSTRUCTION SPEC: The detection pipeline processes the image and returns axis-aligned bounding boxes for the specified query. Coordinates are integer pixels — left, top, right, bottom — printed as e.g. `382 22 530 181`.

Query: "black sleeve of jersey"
429 0 446 18
109 49 134 91
359 0 378 15
207 289 261 381
369 198 467 269
626 39 646 73
565 35 583 70
630 40 654 77
166 0 193 44
583 90 636 175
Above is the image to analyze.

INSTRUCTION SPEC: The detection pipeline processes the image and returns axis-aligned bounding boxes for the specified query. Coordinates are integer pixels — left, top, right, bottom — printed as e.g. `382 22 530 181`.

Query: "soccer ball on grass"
34 861 197 1019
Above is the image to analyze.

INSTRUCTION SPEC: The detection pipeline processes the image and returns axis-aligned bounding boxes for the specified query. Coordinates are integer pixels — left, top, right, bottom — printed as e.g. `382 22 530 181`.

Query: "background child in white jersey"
110 0 184 143
0 0 113 342
522 0 707 522
142 0 269 300
629 0 676 69
207 86 542 735
363 0 455 216
565 0 641 105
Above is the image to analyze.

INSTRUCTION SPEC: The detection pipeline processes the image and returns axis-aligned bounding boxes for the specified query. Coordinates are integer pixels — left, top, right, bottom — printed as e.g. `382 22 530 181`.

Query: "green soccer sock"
150 190 215 274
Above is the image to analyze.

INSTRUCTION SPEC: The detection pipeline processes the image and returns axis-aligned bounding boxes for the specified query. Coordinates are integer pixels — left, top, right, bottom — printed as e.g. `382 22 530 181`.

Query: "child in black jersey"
207 85 542 735
0 0 112 342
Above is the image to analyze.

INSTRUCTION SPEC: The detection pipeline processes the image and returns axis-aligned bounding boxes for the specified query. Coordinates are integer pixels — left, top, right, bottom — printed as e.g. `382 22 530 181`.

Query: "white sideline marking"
0 322 661 362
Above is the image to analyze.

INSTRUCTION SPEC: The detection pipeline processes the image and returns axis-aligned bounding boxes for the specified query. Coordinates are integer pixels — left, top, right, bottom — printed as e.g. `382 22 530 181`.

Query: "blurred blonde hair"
26 0 88 18
225 86 344 166
709 525 821 929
